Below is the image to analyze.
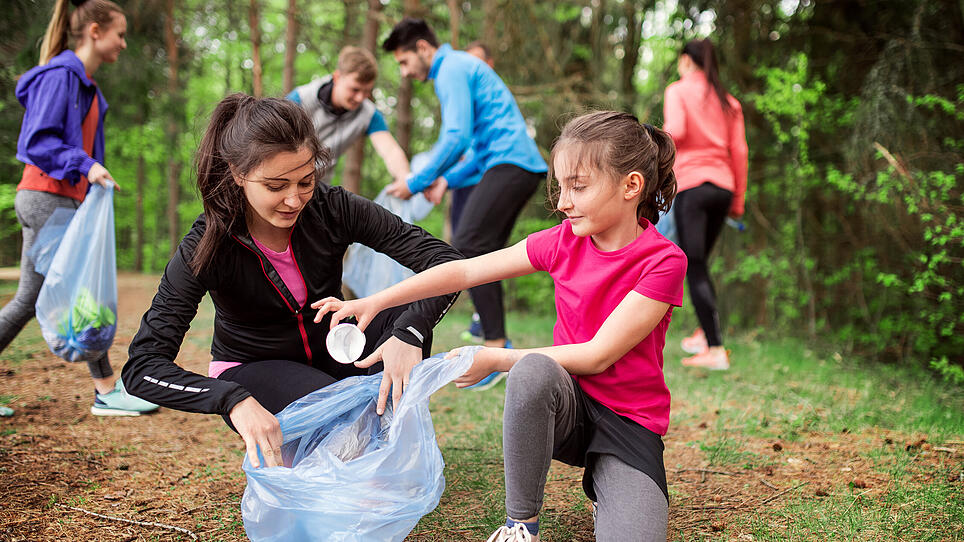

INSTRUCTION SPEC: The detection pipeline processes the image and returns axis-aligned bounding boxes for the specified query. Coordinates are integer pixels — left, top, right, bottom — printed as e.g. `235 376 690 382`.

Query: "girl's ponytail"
38 0 125 65
190 93 329 275
681 38 732 115
639 124 677 225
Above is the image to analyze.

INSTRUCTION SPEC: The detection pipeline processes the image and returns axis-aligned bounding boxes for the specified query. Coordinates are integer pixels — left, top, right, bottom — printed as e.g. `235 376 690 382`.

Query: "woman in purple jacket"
0 0 155 417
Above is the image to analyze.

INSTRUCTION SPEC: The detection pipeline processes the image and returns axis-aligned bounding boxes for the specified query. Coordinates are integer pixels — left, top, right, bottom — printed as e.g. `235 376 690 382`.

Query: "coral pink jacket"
663 71 749 216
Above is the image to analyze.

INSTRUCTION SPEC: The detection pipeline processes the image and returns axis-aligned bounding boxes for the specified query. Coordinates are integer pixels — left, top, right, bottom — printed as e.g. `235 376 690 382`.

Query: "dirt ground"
0 273 958 541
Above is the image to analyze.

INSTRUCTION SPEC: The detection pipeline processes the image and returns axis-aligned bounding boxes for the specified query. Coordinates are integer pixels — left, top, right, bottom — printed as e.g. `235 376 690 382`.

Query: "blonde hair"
336 46 378 84
39 0 125 65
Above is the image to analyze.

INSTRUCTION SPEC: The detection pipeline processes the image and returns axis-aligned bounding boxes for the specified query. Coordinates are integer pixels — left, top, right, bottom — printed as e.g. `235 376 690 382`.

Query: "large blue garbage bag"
241 348 476 542
27 207 76 276
35 184 117 362
342 187 434 298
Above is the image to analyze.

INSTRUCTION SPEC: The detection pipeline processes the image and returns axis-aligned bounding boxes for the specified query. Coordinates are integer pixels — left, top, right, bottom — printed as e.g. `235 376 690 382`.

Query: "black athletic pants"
674 182 733 347
451 163 543 341
217 303 433 430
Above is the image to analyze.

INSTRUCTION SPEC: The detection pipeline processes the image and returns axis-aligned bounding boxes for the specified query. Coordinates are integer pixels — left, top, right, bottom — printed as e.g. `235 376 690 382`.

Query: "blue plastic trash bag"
342 187 434 298
27 207 76 277
35 184 117 362
655 201 678 245
241 348 477 542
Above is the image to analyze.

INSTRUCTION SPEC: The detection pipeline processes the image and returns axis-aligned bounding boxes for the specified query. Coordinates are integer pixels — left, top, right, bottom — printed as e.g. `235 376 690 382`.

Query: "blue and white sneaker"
466 339 512 391
91 379 160 416
0 405 13 417
459 312 484 343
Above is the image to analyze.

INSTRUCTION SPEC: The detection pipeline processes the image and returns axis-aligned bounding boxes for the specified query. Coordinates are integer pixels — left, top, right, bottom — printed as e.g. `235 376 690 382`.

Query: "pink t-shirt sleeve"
633 245 687 307
525 223 564 272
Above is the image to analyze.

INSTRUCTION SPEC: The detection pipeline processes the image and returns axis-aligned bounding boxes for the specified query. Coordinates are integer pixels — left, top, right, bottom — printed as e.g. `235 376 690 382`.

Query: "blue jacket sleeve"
407 65 474 193
19 69 96 182
443 150 485 188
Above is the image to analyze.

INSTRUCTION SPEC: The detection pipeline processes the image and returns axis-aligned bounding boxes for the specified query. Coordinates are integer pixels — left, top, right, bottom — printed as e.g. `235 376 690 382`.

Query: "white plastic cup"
326 323 366 364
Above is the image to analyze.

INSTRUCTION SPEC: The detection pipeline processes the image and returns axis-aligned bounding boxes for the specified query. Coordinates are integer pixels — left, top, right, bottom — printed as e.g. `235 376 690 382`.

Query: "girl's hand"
229 396 283 468
312 296 379 330
450 347 510 388
88 162 120 190
355 336 422 415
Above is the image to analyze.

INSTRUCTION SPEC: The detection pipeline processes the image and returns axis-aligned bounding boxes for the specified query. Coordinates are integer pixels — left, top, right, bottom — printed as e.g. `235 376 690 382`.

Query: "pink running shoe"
680 328 708 354
681 348 730 370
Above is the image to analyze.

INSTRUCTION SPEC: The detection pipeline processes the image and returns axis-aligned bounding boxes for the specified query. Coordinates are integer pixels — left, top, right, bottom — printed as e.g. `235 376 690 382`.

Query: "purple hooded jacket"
15 50 108 185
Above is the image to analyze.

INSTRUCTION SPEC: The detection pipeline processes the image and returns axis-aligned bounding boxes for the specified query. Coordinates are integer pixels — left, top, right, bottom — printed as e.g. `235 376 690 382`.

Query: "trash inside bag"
342 185 434 298
27 206 76 276
35 184 117 362
241 348 477 542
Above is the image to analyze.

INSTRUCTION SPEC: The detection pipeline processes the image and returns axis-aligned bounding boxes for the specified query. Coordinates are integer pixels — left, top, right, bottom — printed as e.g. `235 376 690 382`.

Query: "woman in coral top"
662 38 749 370
0 0 156 417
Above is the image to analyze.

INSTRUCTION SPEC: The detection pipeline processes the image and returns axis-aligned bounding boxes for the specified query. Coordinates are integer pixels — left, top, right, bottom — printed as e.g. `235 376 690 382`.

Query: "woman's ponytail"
38 0 124 65
39 0 71 65
682 38 732 115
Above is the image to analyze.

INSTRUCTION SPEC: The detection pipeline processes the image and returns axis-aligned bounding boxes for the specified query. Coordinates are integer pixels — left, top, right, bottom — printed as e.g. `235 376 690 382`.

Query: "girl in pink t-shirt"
313 111 686 542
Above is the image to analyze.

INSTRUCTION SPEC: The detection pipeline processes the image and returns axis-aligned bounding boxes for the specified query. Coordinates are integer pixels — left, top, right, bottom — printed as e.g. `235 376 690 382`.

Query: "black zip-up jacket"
122 185 462 416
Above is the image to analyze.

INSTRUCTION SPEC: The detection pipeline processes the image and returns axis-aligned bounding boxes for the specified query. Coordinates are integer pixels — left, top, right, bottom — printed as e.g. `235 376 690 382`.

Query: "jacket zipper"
234 234 314 363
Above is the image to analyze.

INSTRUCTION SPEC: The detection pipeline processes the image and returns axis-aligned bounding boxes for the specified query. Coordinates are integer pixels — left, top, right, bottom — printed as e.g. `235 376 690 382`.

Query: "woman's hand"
450 347 511 388
355 336 422 415
229 396 283 468
312 296 380 330
87 162 120 190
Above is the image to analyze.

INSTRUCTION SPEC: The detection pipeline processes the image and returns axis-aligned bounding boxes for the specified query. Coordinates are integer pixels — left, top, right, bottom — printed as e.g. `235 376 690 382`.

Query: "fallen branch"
55 503 198 541
670 468 741 476
759 481 809 506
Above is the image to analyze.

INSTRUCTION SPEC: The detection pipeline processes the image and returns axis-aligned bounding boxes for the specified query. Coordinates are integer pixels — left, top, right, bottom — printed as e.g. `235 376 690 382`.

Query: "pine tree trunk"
249 0 263 97
283 0 298 94
165 0 180 257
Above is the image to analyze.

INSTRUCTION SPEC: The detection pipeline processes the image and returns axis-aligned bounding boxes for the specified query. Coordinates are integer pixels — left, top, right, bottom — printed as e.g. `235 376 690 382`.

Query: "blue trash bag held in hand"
241 348 477 542
27 207 76 276
342 186 435 298
35 184 117 362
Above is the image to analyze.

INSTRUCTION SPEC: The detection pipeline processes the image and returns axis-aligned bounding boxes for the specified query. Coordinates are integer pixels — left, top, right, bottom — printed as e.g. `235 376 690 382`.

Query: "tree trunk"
249 0 263 97
341 0 383 195
165 0 180 257
483 0 496 49
134 154 145 272
283 0 298 94
620 0 641 110
395 0 421 155
448 0 460 47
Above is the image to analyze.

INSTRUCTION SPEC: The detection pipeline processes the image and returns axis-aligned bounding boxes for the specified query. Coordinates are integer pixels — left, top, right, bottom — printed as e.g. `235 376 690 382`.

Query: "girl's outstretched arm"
312 239 535 329
454 290 671 386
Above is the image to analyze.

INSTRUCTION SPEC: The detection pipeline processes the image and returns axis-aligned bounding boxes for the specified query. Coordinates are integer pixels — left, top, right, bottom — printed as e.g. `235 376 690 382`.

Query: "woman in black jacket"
122 94 461 468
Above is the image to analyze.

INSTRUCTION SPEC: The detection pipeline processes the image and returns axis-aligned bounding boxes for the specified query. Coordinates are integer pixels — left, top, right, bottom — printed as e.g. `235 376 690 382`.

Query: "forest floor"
0 272 961 541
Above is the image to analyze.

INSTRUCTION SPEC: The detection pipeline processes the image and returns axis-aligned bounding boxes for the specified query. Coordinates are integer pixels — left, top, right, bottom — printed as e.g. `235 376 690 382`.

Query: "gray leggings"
503 354 667 542
0 189 112 379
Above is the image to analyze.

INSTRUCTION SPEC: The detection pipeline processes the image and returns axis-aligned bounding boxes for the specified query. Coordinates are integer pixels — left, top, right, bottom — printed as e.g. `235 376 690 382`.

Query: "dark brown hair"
382 18 439 52
190 93 331 275
548 111 676 224
681 38 732 114
40 0 125 65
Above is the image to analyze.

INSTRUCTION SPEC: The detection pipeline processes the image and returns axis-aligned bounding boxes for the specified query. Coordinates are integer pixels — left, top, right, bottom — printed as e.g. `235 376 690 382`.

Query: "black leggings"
451 164 542 341
674 182 733 347
216 303 433 430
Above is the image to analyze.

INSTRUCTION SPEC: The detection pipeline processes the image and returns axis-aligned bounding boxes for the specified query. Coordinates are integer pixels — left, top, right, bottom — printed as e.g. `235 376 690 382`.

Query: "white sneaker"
486 523 539 542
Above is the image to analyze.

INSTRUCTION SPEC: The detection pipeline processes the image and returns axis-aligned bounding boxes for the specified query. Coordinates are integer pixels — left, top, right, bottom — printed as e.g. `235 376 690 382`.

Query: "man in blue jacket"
383 19 547 368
